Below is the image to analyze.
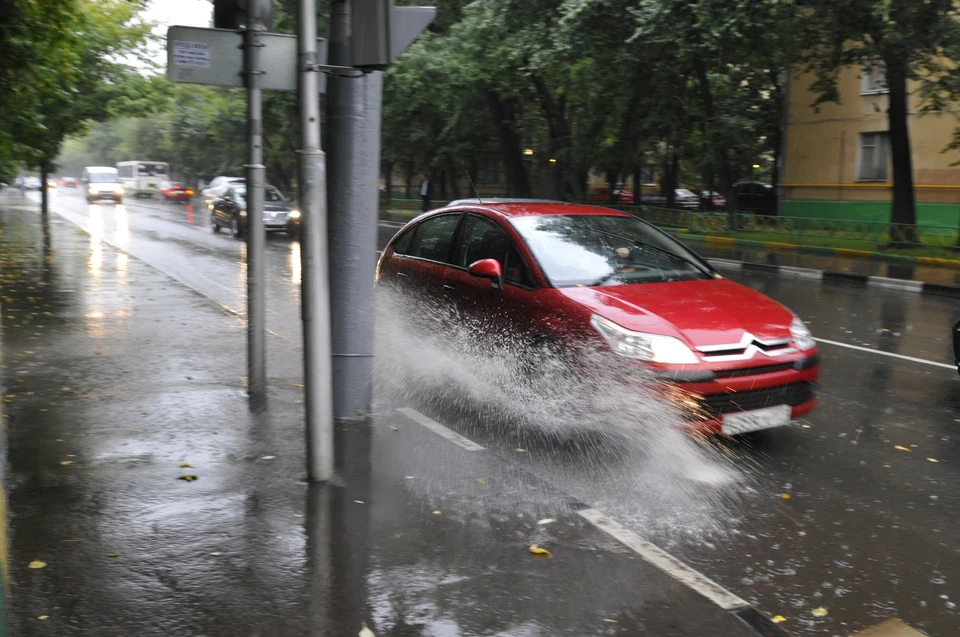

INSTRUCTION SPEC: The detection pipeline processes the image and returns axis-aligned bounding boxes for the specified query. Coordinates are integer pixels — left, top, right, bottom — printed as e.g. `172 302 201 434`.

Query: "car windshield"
511 214 712 287
89 173 119 183
234 186 285 202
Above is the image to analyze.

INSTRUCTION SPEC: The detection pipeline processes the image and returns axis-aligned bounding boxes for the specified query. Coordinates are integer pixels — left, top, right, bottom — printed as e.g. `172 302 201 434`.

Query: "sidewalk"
1 203 778 636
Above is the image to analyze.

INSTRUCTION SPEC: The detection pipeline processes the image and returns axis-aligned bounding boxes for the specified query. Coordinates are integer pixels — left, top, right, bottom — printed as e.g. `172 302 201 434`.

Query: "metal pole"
298 0 334 481
244 0 267 405
327 0 381 420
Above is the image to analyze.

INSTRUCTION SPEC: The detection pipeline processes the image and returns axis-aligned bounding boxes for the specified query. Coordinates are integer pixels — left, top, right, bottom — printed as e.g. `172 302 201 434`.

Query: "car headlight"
591 315 699 364
790 317 816 350
88 187 96 194
290 209 300 219
115 185 124 193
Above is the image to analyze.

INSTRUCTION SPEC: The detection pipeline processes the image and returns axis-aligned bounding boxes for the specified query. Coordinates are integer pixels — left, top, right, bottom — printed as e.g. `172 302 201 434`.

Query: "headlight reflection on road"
113 205 129 247
290 240 301 284
88 205 103 278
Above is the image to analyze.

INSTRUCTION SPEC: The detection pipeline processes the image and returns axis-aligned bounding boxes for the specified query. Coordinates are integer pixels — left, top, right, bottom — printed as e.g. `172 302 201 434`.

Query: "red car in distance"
590 187 635 205
154 182 194 203
377 200 819 434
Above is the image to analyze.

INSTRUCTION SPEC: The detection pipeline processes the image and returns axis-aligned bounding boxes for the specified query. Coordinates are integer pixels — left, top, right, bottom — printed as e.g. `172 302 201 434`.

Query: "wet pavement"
1 189 959 636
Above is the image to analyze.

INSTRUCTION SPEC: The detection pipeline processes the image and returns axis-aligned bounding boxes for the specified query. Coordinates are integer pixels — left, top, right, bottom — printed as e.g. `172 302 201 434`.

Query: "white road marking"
577 508 749 611
814 337 956 370
396 408 486 451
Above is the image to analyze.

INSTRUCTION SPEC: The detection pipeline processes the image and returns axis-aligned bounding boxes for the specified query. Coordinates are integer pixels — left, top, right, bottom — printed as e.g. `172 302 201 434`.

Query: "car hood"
558 278 795 348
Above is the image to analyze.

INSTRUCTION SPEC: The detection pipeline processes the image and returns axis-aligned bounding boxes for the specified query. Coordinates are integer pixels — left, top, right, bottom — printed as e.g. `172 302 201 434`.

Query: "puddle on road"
373 286 754 542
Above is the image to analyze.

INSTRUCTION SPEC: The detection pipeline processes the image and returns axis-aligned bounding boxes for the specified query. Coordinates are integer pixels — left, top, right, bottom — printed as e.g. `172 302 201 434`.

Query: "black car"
953 319 960 375
210 182 300 239
733 181 777 215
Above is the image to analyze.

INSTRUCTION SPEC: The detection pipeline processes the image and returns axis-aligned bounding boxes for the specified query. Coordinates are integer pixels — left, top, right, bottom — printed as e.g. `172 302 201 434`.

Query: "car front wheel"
230 215 243 239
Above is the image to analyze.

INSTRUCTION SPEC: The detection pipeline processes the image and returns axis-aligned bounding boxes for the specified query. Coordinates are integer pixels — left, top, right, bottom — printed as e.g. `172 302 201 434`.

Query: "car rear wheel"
230 215 243 239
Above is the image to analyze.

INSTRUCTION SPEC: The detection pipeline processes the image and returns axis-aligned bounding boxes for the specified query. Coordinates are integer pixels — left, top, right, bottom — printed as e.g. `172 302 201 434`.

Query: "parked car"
153 181 194 203
378 200 820 434
641 189 699 210
202 176 244 209
22 176 42 190
733 181 777 215
590 187 635 205
699 191 726 211
210 182 299 239
47 179 57 189
953 319 960 376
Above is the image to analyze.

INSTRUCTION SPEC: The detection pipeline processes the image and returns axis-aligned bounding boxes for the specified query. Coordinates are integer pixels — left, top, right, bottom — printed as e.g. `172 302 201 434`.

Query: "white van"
82 166 123 203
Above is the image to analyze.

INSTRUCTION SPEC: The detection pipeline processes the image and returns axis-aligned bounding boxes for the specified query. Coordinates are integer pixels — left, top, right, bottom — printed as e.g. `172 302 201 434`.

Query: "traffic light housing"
351 0 436 70
214 0 275 31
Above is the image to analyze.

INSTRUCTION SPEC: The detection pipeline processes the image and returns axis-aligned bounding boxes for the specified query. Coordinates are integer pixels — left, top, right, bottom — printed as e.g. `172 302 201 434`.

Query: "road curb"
687 233 960 269
708 258 960 298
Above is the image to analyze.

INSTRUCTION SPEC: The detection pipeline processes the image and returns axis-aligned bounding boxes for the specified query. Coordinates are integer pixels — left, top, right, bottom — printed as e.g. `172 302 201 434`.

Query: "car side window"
409 213 461 263
504 243 536 288
456 215 511 268
392 227 416 255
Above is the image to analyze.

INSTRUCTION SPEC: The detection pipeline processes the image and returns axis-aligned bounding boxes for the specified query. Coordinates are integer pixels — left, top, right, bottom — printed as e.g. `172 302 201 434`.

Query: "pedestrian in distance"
420 173 431 212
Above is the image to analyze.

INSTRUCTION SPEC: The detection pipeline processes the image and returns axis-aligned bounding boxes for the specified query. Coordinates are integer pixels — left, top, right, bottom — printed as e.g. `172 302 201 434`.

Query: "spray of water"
374 285 754 540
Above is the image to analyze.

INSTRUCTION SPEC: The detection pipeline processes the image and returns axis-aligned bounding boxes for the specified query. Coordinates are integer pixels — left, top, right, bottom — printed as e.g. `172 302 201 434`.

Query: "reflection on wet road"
12 189 960 635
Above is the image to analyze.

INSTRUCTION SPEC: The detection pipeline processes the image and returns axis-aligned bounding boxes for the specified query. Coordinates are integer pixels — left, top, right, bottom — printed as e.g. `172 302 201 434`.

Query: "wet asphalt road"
7 188 960 635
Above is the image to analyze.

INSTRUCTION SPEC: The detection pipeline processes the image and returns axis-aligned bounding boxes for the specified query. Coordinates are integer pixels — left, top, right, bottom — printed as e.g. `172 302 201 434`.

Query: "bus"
116 161 170 198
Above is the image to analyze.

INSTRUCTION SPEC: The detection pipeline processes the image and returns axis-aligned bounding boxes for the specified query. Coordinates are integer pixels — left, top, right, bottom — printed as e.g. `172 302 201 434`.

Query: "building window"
858 132 889 181
861 60 887 94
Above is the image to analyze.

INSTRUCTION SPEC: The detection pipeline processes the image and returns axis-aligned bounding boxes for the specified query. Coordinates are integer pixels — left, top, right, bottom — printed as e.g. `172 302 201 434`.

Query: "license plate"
721 404 791 435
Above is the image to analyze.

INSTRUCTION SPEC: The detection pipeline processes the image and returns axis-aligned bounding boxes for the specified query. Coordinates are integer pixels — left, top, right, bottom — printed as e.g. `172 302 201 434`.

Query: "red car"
376 200 819 434
154 182 194 203
590 187 635 205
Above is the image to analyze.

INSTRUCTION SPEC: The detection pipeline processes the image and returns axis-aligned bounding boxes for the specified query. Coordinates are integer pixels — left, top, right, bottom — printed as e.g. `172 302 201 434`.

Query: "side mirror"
468 258 503 285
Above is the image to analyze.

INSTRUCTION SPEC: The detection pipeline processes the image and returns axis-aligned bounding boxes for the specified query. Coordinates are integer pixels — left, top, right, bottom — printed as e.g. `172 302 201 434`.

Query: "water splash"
373 285 750 540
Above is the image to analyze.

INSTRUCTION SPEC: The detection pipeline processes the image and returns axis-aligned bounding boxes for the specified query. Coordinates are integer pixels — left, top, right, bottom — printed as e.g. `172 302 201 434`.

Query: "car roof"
442 198 630 218
85 166 117 172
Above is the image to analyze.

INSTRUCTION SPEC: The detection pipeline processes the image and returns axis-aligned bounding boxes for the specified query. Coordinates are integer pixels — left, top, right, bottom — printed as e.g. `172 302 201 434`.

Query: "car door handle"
395 272 408 278
442 284 456 292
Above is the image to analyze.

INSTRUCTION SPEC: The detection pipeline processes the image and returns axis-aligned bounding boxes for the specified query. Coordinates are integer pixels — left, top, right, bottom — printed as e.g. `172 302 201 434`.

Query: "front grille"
699 382 816 417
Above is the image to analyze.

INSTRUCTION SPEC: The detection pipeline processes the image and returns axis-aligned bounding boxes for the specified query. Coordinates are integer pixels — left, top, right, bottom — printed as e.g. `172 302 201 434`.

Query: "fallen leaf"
894 445 911 452
801 424 812 429
59 460 73 466
475 478 484 484
405 476 414 479
210 552 223 556
359 622 375 637
107 552 119 558
275 536 283 539
537 518 555 525
390 426 399 431
780 493 791 499
810 607 828 618
293 383 303 388
602 618 617 623
260 455 276 460
135 428 145 433
178 461 193 468
38 615 49 621
515 448 527 453
186 376 193 380
927 458 939 463
28 560 46 569
432 509 442 515
177 474 198 482
529 544 551 557
354 500 365 504
771 615 786 623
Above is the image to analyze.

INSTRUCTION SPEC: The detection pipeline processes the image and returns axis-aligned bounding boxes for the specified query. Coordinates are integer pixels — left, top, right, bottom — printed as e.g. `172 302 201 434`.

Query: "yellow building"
783 61 960 228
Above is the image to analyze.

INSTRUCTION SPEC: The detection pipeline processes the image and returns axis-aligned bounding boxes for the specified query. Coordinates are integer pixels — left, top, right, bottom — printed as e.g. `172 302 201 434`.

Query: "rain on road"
17 189 960 636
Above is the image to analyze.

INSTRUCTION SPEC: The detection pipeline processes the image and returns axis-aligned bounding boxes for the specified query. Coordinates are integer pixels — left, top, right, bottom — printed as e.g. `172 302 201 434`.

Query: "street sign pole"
328 0 378 422
244 0 267 407
298 0 334 481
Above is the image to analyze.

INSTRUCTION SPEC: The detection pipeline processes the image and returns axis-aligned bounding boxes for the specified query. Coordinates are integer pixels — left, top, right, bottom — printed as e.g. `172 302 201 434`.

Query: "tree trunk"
40 163 50 218
438 167 448 201
885 60 917 236
485 90 531 198
661 149 679 208
529 69 572 200
384 161 393 203
404 162 414 199
446 156 461 200
633 167 642 205
606 169 618 203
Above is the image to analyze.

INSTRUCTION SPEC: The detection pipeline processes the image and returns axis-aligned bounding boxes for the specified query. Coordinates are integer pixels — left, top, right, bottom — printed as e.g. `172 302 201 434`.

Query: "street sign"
166 26 327 93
